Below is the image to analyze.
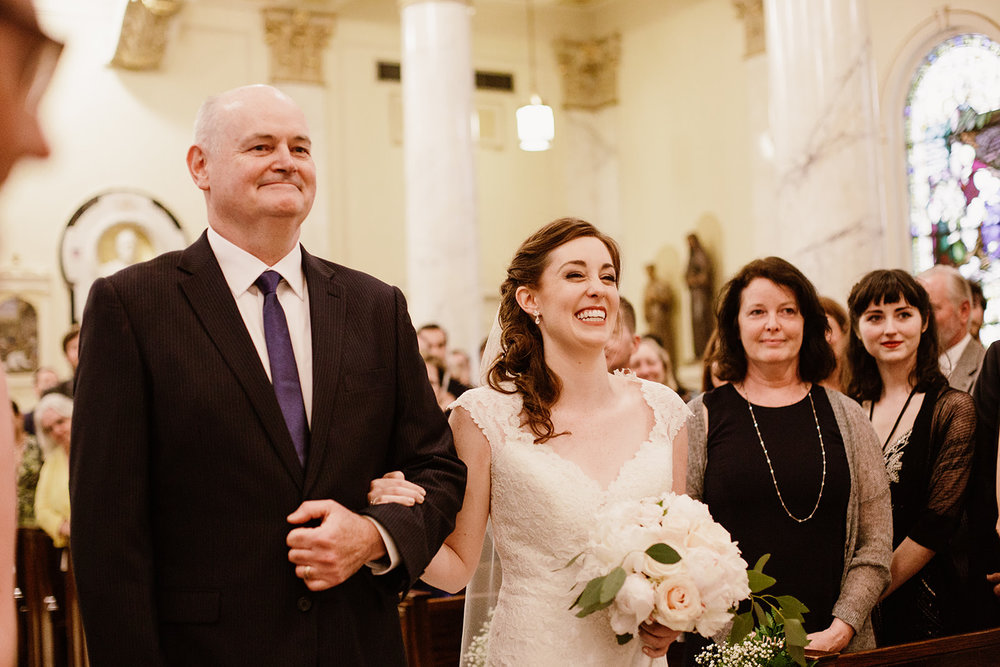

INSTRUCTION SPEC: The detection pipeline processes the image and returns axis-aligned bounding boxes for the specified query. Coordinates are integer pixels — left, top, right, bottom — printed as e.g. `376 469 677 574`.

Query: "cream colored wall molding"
262 6 336 85
554 33 620 111
732 0 765 57
111 0 184 71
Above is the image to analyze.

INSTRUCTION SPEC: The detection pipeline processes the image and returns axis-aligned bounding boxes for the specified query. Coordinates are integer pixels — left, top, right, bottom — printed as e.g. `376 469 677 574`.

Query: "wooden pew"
809 628 1000 665
398 591 466 667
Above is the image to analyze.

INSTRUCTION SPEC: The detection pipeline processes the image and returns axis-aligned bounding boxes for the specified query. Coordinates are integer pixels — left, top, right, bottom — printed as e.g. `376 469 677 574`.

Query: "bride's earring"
533 310 541 325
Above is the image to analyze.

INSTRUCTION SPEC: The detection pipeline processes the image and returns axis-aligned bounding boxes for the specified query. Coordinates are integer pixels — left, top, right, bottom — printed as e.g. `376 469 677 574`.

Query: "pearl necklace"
743 385 827 524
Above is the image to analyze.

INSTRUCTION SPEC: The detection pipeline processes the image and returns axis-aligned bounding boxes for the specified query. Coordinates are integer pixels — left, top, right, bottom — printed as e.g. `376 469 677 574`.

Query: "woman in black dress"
687 257 891 658
846 269 976 644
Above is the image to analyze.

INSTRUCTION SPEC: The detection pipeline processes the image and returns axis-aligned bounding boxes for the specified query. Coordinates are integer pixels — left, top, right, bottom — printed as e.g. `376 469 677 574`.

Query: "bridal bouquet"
569 492 751 642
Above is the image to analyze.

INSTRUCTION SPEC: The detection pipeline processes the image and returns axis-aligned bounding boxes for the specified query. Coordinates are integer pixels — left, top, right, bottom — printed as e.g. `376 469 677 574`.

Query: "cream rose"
651 573 702 632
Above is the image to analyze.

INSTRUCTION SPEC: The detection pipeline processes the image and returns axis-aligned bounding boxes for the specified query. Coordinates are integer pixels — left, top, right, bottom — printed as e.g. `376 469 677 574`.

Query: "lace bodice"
453 374 690 666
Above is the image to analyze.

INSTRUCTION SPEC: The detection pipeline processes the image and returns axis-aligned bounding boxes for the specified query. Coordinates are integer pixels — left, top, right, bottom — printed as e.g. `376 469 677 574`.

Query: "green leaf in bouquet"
786 641 808 667
559 552 583 570
752 600 768 628
645 543 681 564
753 553 771 572
575 598 614 617
599 567 627 604
616 632 633 645
747 568 776 593
775 595 809 621
729 610 754 644
570 575 605 612
782 617 808 649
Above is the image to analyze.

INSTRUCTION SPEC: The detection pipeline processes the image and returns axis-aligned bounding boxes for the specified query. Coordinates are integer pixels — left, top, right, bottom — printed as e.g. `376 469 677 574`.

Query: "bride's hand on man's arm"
368 471 426 507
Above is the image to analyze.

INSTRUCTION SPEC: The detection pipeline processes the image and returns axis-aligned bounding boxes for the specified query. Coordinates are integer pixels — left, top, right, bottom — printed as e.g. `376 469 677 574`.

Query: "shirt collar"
941 331 972 372
206 226 305 300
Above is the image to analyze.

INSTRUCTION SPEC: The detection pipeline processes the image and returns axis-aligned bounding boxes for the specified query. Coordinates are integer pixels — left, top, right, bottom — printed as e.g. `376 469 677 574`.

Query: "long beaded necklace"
742 384 827 524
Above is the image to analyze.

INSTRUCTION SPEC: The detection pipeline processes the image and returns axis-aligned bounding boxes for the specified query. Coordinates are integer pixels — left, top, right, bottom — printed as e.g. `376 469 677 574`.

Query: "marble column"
399 0 480 354
765 0 884 301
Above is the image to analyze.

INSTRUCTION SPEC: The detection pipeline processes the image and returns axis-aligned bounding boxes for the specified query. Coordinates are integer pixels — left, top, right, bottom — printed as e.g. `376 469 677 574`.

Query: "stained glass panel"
907 34 1000 345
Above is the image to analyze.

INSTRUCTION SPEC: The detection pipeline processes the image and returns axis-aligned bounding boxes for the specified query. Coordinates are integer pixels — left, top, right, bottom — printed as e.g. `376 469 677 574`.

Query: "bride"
371 218 690 665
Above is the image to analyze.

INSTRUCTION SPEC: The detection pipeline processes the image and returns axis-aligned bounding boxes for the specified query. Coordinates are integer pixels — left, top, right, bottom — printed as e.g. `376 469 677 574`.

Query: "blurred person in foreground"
685 257 891 659
0 0 61 662
969 279 985 341
845 269 975 644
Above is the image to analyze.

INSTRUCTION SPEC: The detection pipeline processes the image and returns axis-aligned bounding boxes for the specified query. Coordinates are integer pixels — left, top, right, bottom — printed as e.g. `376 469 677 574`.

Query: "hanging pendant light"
517 0 553 152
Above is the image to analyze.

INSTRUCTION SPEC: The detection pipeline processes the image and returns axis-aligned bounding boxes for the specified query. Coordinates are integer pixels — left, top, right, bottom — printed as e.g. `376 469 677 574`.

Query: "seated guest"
686 257 891 658
604 296 640 372
12 402 42 528
447 349 474 388
630 335 690 401
417 323 469 398
423 353 454 413
33 393 72 548
22 365 59 436
846 269 975 644
918 265 985 392
820 296 849 393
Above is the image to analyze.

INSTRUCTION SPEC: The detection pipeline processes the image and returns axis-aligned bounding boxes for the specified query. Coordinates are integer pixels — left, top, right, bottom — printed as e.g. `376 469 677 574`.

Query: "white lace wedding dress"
452 374 690 667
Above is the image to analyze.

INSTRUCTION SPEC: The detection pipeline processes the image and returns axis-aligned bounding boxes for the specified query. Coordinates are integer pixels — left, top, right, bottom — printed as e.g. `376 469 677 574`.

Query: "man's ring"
304 565 312 580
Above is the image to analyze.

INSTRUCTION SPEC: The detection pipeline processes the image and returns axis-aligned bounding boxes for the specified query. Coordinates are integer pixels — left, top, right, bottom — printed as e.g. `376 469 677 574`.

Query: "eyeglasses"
0 2 64 112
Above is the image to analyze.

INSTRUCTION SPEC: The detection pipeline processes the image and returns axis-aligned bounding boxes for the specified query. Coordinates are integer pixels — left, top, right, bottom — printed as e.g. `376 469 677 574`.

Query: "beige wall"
3 0 1000 405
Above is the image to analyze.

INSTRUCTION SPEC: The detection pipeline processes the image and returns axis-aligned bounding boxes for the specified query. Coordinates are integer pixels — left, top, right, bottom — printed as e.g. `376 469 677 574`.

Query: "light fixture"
516 0 554 152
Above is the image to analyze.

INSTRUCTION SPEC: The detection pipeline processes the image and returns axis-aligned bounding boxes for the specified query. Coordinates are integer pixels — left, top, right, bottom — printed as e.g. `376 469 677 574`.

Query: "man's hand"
987 572 1000 597
637 621 680 658
287 500 386 591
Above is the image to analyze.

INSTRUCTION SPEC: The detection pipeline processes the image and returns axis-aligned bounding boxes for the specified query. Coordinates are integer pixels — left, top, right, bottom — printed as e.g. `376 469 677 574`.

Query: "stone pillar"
111 0 184 70
765 0 884 300
399 0 479 354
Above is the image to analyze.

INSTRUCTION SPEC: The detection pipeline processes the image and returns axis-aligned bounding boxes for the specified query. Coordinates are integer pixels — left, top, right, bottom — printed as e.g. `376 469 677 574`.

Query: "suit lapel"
177 232 306 488
302 249 345 494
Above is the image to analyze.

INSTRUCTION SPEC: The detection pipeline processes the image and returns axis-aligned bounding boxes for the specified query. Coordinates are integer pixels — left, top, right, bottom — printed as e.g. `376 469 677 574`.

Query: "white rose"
683 546 749 611
651 573 702 632
610 574 656 636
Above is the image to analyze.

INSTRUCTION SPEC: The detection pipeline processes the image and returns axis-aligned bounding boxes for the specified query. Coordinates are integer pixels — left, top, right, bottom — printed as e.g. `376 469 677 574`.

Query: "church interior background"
1 0 999 406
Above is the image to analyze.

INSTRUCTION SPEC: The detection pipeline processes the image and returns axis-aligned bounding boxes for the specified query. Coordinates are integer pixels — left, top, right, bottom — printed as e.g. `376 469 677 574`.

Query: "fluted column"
399 0 479 353
765 0 884 300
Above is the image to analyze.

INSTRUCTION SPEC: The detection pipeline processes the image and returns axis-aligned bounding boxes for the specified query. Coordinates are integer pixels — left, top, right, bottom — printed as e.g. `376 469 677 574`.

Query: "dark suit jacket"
70 232 466 666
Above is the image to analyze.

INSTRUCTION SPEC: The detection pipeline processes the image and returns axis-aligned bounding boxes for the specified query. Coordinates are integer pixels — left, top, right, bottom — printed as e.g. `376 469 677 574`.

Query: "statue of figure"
99 228 140 277
643 263 675 364
686 233 714 359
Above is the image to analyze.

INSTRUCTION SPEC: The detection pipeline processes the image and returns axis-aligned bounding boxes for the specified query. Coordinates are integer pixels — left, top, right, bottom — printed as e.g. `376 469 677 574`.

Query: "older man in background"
919 264 986 392
0 0 60 663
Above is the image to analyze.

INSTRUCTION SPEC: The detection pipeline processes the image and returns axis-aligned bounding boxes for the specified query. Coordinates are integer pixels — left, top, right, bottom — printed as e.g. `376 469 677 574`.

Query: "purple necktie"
255 270 309 466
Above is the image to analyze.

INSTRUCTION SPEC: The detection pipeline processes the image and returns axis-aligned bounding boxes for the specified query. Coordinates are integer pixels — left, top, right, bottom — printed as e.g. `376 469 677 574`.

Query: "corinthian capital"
262 7 337 85
110 0 184 71
554 33 621 111
732 0 765 57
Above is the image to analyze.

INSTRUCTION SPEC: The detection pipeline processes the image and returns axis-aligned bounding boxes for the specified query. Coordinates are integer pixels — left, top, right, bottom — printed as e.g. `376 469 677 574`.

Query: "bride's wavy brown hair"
487 217 622 443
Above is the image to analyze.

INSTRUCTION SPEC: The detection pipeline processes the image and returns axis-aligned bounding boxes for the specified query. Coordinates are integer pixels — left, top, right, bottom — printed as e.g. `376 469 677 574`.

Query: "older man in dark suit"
70 84 466 666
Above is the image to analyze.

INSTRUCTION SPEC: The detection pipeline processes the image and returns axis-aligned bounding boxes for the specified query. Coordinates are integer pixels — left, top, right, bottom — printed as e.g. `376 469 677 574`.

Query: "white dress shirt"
206 227 399 573
939 331 972 376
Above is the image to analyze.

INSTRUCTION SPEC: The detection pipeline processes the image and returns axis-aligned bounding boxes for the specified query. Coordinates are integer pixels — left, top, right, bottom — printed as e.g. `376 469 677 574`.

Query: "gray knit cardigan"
686 386 892 651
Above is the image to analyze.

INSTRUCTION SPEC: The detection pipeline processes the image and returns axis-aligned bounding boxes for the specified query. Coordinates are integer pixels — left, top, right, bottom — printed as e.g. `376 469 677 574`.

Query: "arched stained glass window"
907 33 1000 344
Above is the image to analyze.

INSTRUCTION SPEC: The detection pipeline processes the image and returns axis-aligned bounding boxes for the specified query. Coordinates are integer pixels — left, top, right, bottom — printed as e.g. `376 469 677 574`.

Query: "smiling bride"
369 218 690 665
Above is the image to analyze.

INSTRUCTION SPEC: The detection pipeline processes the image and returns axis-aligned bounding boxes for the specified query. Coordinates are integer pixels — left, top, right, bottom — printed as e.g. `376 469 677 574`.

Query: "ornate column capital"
554 33 621 111
262 7 336 85
732 0 765 57
398 0 471 8
110 0 184 71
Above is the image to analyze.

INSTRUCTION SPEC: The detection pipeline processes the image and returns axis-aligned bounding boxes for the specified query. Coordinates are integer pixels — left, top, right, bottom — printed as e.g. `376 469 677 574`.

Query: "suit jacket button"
297 596 312 612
